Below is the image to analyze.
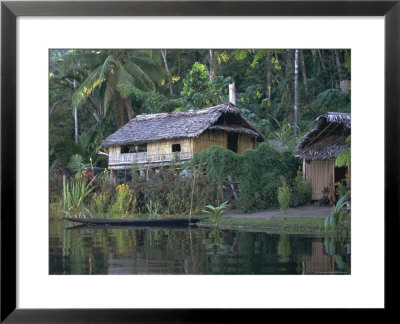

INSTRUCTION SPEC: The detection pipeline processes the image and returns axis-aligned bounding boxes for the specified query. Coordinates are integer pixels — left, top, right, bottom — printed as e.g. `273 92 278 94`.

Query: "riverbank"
197 205 343 233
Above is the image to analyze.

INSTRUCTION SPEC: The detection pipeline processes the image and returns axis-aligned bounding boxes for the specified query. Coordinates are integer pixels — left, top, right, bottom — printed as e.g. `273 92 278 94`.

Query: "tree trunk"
294 49 299 138
88 96 102 122
334 49 343 79
266 52 272 100
285 49 294 76
208 49 215 81
317 49 326 70
73 75 78 143
299 50 308 97
115 95 127 128
161 49 174 97
125 97 134 121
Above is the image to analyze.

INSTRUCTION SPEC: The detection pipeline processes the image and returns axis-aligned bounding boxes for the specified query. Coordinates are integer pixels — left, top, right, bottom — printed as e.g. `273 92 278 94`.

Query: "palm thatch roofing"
102 103 265 147
293 112 351 161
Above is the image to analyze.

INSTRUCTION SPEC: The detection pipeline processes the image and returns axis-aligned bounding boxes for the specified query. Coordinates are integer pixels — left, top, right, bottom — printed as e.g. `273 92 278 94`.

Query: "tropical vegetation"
50 48 350 221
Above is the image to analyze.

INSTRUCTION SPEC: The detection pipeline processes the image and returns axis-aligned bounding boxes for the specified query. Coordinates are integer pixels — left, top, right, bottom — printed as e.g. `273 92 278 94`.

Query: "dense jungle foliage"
49 49 350 216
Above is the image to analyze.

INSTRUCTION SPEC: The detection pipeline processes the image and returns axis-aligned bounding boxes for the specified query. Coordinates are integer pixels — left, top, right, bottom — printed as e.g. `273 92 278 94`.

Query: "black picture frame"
1 0 398 322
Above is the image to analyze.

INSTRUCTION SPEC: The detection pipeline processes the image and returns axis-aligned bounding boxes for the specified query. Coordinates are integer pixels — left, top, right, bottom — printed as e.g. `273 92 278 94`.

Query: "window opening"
172 143 181 152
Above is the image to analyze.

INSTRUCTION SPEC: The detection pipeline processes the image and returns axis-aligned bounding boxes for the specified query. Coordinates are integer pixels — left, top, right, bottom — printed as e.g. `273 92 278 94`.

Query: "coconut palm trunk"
294 49 299 138
299 50 308 97
161 49 174 97
73 75 78 143
334 49 343 79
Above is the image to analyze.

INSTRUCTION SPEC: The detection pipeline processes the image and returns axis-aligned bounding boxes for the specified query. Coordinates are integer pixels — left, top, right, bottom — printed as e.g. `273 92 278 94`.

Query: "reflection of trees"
324 236 351 274
277 234 291 262
49 223 351 275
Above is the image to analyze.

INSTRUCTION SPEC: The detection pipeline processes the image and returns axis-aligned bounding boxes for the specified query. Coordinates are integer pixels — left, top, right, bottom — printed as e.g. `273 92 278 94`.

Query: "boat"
64 217 204 227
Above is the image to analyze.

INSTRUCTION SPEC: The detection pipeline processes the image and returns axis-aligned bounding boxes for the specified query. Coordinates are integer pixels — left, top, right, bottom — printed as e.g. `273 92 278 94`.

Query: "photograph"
49 49 351 275
2 0 396 319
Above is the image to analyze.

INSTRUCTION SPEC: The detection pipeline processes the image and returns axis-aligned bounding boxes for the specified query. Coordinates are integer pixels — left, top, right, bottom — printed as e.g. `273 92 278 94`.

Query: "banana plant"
324 192 350 235
203 201 229 227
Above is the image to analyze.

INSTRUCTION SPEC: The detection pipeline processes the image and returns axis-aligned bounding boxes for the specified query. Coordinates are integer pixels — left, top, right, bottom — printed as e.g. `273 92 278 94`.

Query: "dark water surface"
49 220 350 275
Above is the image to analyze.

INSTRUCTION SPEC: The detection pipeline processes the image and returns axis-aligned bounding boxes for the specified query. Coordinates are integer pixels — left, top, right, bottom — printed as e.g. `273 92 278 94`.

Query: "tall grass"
63 175 95 218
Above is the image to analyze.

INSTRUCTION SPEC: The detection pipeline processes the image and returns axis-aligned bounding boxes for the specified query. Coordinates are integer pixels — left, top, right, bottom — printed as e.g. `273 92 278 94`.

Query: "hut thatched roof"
293 112 351 161
102 103 265 147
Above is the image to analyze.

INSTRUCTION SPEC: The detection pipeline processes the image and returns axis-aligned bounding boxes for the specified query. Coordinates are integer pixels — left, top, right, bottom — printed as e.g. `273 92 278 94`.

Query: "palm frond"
99 55 121 81
129 55 164 83
123 61 155 91
59 51 105 75
103 81 115 116
72 65 104 109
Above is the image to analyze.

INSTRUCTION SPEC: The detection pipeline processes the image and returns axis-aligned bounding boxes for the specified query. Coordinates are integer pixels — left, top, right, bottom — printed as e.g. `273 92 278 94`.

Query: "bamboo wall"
147 138 192 156
192 131 254 154
108 146 121 160
304 159 335 201
237 134 255 154
192 130 227 153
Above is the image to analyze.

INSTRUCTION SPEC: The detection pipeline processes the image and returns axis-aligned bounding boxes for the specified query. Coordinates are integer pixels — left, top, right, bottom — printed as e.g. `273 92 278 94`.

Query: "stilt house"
293 112 351 202
102 102 265 182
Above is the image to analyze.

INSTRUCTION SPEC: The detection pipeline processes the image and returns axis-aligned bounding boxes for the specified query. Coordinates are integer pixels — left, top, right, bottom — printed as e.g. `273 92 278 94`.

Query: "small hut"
293 112 351 202
102 102 265 182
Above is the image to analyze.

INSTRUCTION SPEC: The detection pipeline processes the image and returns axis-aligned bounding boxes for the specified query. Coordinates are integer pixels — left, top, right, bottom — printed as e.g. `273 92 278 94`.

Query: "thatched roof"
268 140 282 152
102 103 265 147
293 112 351 161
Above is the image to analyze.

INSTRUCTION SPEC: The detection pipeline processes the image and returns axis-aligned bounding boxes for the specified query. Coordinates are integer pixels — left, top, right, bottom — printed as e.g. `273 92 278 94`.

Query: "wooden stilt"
228 176 238 201
110 170 117 185
189 169 197 220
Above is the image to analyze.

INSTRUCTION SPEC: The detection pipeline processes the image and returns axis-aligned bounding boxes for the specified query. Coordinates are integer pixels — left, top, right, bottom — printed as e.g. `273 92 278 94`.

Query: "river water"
49 220 350 275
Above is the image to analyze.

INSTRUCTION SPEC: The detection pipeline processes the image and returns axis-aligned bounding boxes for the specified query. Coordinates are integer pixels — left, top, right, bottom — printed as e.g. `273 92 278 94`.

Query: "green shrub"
316 89 350 114
130 167 218 216
237 143 299 212
110 183 136 216
191 145 241 183
278 181 291 213
91 192 110 214
290 170 312 207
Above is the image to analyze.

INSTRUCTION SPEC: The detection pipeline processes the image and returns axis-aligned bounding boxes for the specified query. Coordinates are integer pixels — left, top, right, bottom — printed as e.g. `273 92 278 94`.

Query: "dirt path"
223 205 331 219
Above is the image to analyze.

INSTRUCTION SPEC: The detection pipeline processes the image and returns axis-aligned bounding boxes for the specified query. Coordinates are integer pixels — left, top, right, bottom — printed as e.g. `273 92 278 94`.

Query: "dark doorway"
334 166 348 200
335 166 347 183
227 133 239 153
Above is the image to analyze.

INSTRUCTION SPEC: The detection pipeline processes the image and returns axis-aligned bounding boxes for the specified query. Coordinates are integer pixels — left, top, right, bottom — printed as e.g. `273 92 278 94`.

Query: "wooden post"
110 170 117 185
62 174 66 210
228 176 238 201
332 159 336 202
189 169 197 220
218 183 224 204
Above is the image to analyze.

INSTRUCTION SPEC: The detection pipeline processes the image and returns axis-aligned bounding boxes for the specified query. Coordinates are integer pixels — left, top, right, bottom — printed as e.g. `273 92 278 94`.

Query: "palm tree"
294 49 299 138
62 49 163 128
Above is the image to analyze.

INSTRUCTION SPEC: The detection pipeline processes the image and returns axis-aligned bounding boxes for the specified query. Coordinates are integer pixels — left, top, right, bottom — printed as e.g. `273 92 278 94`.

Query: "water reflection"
49 220 350 275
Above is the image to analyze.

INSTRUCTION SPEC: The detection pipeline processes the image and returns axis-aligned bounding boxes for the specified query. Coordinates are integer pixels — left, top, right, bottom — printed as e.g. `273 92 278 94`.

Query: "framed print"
1 0 399 322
